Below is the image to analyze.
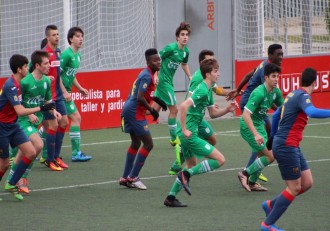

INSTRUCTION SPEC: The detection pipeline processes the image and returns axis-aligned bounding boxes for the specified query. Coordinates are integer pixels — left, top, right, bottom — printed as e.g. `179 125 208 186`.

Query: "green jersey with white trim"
187 69 217 99
158 42 189 86
241 84 283 128
19 73 52 124
186 81 214 133
60 47 81 93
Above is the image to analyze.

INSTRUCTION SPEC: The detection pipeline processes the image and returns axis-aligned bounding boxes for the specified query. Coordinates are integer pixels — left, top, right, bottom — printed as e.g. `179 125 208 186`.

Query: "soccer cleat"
262 200 272 217
54 157 69 169
17 178 29 194
164 196 187 207
177 170 191 196
238 171 251 192
5 183 24 201
44 160 63 171
119 177 135 188
39 156 46 164
169 136 181 147
258 173 269 182
127 177 147 190
249 182 268 191
260 221 285 231
71 152 92 162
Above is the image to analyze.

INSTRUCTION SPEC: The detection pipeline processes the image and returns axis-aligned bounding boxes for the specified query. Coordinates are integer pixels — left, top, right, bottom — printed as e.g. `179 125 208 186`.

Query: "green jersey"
60 47 81 93
19 73 52 125
240 84 283 128
158 42 189 86
187 69 217 99
185 81 214 133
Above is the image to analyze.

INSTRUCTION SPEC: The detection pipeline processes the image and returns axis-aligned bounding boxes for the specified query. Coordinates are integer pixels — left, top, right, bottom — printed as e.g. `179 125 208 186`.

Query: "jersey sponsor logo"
174 52 178 56
50 60 60 67
26 95 43 105
167 61 180 70
66 68 78 77
27 126 33 132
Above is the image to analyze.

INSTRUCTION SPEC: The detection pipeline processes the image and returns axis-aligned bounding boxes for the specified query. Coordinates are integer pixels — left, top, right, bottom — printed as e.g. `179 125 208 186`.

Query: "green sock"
168 118 177 141
248 169 262 183
188 159 220 176
6 162 16 183
22 161 34 178
70 125 81 156
246 156 270 175
40 129 47 159
168 178 183 196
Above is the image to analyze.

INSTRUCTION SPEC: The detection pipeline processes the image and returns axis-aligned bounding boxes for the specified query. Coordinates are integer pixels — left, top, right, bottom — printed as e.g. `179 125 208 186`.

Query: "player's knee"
60 117 69 128
25 148 37 160
207 136 216 145
217 155 226 166
144 142 153 151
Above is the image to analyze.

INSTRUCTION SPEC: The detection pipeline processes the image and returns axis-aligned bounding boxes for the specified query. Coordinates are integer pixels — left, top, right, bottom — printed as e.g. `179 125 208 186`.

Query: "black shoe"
164 196 187 207
177 170 191 196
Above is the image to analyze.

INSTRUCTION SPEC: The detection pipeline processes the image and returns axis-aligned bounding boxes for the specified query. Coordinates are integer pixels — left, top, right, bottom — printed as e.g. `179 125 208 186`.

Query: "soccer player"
7 50 62 193
260 68 330 231
1 54 55 200
228 44 284 183
119 48 164 190
153 22 192 146
163 59 237 207
39 25 69 170
60 26 92 162
237 63 283 192
168 49 237 175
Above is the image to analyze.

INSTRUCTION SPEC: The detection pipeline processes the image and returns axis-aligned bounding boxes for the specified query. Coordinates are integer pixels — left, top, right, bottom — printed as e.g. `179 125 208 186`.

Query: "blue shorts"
0 122 29 159
121 115 150 136
273 142 309 180
43 100 67 120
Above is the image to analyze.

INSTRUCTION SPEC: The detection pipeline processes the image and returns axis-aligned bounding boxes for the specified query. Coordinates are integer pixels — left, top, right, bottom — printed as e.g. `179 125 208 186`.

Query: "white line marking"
1 158 329 196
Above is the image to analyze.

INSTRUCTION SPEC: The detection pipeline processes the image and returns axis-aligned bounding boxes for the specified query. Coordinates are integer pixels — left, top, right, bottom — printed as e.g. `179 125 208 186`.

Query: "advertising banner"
235 55 330 115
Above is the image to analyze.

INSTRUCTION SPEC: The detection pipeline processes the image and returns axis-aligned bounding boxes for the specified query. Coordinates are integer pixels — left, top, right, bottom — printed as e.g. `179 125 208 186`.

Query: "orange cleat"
17 178 29 194
54 157 69 169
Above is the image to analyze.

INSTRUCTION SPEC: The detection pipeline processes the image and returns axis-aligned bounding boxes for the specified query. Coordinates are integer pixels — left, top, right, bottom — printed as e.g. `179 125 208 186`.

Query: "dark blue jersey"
275 88 312 147
0 76 21 123
122 67 155 120
240 60 270 109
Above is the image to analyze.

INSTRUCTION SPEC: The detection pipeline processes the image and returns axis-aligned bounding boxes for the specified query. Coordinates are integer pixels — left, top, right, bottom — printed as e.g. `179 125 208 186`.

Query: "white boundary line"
1 121 329 197
0 158 329 196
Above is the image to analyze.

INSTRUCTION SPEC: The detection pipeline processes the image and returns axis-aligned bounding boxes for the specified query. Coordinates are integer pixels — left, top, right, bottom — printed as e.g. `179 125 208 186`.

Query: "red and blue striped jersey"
43 44 63 101
0 76 21 123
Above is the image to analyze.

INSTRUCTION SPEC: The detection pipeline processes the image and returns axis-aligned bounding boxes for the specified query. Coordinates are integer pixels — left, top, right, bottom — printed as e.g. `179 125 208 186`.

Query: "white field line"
1 121 329 196
0 158 329 196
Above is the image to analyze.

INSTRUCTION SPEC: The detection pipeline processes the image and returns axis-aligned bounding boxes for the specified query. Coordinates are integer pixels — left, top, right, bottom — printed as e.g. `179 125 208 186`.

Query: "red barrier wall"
0 68 157 130
235 55 330 115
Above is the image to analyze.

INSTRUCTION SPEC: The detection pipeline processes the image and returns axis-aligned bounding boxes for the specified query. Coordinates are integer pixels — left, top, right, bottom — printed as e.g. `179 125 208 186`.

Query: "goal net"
234 0 330 59
0 0 155 76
